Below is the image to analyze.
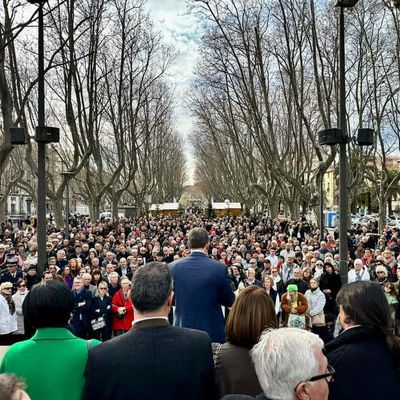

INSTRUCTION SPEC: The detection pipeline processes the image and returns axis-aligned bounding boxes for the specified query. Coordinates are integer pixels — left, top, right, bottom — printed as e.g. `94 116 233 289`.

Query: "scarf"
2 293 16 315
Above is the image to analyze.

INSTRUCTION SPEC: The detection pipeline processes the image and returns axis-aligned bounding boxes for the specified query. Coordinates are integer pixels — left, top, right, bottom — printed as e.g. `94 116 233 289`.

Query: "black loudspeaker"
35 126 60 143
356 128 374 146
9 127 26 145
318 128 344 146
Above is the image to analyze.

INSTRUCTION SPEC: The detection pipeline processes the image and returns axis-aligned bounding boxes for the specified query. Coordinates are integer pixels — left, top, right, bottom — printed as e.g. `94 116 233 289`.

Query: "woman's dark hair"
337 281 400 368
225 286 277 348
92 269 102 284
23 280 74 328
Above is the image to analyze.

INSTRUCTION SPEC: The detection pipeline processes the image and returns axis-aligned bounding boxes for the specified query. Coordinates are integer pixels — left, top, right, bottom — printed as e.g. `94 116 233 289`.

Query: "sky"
145 0 203 185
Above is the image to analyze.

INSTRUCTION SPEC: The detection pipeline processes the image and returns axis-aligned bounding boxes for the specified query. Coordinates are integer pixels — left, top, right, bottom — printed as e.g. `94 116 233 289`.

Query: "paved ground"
0 346 9 363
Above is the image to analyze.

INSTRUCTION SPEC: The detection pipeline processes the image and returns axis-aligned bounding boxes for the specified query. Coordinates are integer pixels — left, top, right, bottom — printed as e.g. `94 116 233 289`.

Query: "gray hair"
251 328 324 399
131 261 173 313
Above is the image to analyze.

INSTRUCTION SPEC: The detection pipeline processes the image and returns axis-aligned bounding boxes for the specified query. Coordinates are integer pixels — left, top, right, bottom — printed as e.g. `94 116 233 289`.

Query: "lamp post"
60 172 74 240
336 0 359 284
28 0 60 276
318 162 327 239
319 1 372 283
29 0 47 277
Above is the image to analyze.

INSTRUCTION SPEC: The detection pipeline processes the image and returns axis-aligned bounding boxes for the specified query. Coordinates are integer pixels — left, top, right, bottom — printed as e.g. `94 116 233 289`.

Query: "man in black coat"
84 261 214 400
71 276 93 339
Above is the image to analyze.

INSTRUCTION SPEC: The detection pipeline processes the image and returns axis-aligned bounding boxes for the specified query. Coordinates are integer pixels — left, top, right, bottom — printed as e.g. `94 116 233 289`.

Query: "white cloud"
146 0 201 184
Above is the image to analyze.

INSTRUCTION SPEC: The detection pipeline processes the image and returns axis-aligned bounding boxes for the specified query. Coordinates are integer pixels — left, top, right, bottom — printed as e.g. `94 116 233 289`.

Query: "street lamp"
336 0 359 284
60 171 74 240
318 162 327 239
318 0 360 283
28 0 60 276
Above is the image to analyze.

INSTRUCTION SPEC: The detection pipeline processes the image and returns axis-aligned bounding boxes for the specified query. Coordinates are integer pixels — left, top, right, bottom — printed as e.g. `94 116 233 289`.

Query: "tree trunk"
289 201 299 221
388 197 393 216
378 197 387 234
52 197 64 228
268 201 279 219
90 200 100 221
111 196 119 218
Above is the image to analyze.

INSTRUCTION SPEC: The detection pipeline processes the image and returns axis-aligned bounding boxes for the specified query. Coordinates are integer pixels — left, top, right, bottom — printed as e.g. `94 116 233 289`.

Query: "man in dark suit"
169 227 235 343
84 262 214 400
71 276 93 339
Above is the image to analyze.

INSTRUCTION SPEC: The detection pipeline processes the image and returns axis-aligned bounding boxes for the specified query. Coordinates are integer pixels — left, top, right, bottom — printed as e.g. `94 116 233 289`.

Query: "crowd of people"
0 214 399 399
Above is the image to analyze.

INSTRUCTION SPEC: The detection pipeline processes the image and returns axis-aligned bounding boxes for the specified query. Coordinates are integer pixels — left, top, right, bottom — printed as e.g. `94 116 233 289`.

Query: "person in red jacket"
111 277 134 336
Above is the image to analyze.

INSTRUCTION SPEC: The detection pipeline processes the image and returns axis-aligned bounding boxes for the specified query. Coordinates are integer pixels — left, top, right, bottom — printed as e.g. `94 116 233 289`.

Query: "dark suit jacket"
169 252 235 343
71 288 92 329
84 319 214 400
91 295 112 326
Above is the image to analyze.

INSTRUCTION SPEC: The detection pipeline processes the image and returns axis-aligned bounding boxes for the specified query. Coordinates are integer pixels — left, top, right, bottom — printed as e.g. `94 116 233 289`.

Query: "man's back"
169 252 235 342
84 319 214 400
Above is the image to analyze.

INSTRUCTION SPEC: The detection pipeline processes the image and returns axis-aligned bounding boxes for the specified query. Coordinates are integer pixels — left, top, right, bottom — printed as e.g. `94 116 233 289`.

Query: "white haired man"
222 328 333 400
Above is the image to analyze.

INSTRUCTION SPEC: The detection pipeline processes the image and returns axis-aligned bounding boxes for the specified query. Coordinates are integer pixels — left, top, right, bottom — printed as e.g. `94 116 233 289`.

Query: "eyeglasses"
295 365 335 392
19 284 26 287
377 271 386 274
307 365 335 383
3 287 12 290
99 287 107 290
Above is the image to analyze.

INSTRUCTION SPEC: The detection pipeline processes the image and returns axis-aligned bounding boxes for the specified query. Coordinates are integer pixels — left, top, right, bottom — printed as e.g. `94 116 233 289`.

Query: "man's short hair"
23 280 74 328
188 228 209 249
251 328 324 399
131 262 172 313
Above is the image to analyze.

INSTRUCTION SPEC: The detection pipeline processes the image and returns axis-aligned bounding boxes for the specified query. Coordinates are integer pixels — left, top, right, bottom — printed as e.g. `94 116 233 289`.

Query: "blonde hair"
0 282 13 291
96 282 109 296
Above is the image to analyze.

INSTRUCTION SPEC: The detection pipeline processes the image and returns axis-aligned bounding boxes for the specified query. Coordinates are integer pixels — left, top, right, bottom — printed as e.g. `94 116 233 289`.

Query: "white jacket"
305 288 326 317
348 267 370 283
12 290 28 334
0 295 18 335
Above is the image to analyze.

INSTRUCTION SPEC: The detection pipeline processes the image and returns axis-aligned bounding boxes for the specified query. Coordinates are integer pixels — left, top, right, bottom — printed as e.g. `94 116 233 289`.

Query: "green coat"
0 327 100 400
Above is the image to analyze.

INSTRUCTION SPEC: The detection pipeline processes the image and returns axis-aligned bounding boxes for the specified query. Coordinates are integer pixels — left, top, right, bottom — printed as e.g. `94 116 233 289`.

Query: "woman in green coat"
0 280 100 400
